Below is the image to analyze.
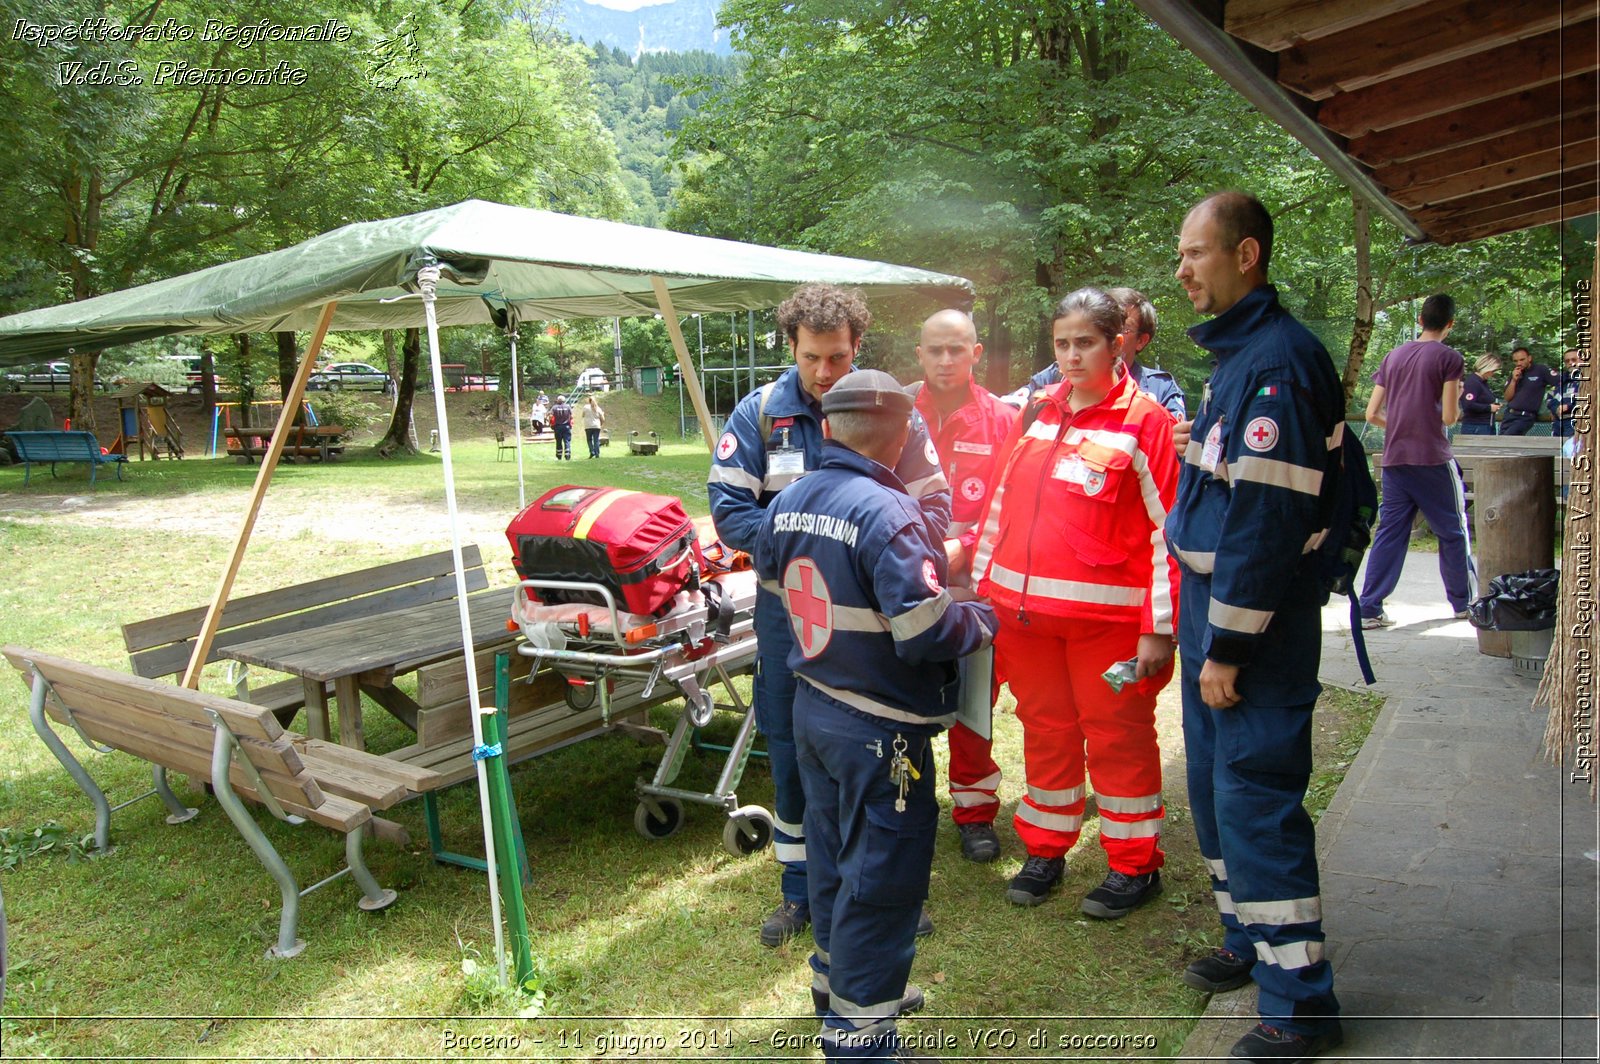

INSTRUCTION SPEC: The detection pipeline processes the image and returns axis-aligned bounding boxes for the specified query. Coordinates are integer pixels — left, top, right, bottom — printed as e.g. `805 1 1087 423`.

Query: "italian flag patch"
1257 385 1278 397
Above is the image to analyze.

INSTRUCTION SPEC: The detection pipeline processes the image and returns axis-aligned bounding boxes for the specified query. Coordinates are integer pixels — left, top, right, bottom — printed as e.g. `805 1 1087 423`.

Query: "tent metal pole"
417 265 513 986
650 277 717 449
508 327 526 512
182 303 336 688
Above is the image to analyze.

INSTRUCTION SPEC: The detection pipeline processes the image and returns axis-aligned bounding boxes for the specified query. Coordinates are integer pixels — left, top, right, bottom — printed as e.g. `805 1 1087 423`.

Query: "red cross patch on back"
782 557 834 658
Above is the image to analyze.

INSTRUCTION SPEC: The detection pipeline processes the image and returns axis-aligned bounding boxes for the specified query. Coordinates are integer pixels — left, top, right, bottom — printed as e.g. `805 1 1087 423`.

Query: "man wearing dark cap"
709 283 951 949
757 370 997 1063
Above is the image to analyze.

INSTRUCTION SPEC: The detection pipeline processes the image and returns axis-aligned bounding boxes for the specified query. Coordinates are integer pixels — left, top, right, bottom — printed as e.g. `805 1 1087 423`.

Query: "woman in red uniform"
972 286 1180 918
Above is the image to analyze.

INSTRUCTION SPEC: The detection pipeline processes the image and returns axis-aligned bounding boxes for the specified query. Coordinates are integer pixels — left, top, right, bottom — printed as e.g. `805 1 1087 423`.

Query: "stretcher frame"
511 576 774 855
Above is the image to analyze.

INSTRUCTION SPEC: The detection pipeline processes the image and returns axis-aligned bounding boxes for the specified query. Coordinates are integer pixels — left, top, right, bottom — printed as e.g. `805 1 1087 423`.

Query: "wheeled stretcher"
508 568 775 855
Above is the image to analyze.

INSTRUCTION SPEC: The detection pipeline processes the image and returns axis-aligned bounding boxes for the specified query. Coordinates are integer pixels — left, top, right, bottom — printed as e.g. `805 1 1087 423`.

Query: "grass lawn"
0 418 1382 1060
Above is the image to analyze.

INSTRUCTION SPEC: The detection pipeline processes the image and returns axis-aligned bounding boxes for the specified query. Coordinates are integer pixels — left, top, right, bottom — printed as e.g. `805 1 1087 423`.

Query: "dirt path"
0 479 513 549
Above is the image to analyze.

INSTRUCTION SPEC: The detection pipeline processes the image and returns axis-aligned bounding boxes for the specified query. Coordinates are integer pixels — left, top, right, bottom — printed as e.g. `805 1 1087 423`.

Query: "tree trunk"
276 332 303 424
375 327 421 457
1344 191 1375 410
201 348 218 420
68 353 97 431
984 302 1012 394
234 334 255 411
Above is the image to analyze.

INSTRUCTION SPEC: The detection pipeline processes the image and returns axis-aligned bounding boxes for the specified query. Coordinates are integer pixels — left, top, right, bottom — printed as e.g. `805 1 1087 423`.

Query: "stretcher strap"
705 579 735 643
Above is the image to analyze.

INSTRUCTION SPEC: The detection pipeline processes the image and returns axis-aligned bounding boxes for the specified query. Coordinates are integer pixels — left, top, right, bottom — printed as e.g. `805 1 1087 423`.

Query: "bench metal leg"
345 830 397 912
208 727 305 959
153 766 199 825
26 674 112 853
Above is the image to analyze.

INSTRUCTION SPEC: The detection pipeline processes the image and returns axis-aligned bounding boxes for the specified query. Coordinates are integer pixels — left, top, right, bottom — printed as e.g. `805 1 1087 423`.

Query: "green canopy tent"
0 199 974 982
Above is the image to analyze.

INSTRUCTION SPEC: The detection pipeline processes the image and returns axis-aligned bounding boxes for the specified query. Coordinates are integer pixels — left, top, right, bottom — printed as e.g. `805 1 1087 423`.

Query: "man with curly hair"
709 283 951 949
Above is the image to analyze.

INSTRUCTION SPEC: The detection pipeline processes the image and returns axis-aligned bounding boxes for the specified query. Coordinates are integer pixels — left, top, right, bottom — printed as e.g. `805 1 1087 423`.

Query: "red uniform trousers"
995 613 1168 875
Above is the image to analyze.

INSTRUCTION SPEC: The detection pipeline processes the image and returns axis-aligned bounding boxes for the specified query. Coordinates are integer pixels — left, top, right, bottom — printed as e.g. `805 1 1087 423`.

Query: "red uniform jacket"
913 378 1019 566
972 369 1179 635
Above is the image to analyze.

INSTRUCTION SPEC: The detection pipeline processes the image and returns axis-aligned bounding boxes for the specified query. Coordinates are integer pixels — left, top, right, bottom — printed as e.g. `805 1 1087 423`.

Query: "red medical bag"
506 486 702 616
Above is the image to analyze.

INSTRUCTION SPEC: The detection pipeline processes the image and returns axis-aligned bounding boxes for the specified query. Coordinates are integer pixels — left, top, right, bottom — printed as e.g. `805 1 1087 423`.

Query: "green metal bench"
7 430 126 485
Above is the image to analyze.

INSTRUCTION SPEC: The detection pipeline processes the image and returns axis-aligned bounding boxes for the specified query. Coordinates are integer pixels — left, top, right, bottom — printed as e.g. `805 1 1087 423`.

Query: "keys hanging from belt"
888 733 920 813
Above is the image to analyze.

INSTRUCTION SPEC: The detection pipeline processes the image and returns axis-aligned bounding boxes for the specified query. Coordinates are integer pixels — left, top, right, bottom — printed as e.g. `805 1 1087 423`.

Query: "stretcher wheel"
633 798 684 840
565 682 597 711
722 809 774 856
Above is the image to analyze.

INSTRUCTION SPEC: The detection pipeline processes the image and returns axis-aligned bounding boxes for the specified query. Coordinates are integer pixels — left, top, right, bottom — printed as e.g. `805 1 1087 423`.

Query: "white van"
574 367 610 393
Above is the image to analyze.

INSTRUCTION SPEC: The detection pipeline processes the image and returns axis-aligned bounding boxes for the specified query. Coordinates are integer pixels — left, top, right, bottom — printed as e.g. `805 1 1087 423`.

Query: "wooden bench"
4 645 443 959
7 430 127 486
121 547 490 737
223 424 346 463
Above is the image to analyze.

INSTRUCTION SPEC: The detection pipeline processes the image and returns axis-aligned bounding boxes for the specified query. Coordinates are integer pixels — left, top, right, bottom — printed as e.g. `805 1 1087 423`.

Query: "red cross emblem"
782 557 834 657
1243 416 1279 452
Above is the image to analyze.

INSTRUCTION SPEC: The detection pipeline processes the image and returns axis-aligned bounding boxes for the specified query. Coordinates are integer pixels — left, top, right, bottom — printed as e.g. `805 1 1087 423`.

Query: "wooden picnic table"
223 423 346 463
221 585 517 751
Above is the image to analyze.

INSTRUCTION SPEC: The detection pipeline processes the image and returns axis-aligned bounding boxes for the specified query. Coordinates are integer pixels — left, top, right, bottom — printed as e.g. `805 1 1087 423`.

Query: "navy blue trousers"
1500 411 1537 435
553 424 572 458
1458 421 1495 436
1179 573 1339 1037
795 686 936 1060
1359 462 1474 617
754 591 808 906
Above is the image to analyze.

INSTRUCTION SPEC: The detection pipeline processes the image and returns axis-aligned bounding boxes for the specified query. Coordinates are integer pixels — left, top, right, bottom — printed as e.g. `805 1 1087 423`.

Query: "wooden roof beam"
1415 180 1600 231
1445 196 1600 244
1406 170 1600 221
1347 72 1600 167
1317 22 1600 138
1224 0 1430 52
1373 112 1599 191
1278 0 1592 101
1392 140 1599 209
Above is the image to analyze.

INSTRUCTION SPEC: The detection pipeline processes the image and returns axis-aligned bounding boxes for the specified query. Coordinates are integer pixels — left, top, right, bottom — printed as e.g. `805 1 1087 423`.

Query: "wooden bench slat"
122 545 485 652
38 703 334 814
293 738 443 793
392 700 650 789
10 651 284 743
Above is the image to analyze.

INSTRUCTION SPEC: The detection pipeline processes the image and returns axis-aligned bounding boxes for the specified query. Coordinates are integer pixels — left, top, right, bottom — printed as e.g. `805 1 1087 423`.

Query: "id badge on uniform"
1052 454 1089 484
1200 421 1223 472
771 447 805 476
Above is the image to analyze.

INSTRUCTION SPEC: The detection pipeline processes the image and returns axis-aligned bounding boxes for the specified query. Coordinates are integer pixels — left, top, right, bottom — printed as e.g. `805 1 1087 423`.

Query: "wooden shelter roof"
1134 0 1599 245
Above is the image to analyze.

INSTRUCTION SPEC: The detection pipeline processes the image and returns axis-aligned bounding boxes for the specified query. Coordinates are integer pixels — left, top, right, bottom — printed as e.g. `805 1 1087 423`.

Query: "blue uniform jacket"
1164 285 1344 668
1021 361 1186 420
707 366 951 560
754 442 997 732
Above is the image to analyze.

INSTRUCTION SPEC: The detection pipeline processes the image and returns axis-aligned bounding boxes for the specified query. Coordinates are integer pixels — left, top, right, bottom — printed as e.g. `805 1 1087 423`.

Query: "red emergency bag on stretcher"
507 485 703 616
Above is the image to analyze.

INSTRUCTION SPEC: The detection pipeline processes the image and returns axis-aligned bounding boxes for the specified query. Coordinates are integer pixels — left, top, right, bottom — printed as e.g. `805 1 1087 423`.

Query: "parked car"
3 360 103 392
573 367 610 393
308 362 394 393
165 354 226 396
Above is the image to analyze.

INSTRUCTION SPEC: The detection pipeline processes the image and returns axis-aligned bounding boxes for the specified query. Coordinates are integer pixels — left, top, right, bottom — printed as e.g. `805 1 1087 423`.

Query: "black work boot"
1183 947 1254 993
1229 1021 1343 1062
759 899 809 947
957 821 1001 863
1079 869 1162 919
1005 855 1065 906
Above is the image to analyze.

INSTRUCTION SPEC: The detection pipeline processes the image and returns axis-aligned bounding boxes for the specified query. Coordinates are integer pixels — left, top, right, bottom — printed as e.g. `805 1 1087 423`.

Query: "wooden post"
181 303 338 688
1473 453 1556 657
650 277 718 450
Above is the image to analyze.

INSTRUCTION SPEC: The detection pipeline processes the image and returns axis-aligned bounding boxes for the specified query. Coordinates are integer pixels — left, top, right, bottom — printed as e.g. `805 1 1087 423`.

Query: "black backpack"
1316 425 1379 684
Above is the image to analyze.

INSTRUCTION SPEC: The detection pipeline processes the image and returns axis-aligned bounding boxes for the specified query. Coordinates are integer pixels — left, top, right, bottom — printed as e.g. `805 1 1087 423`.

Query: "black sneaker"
915 907 934 937
1183 947 1254 993
811 982 926 1018
1079 869 1162 919
1229 1021 1343 1062
957 822 1001 863
1005 855 1065 906
759 899 809 947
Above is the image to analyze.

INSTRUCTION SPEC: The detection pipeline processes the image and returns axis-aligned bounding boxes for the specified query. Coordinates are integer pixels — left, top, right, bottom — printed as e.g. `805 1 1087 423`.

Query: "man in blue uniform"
709 284 951 947
1500 345 1557 435
1004 287 1186 419
756 370 997 1062
1166 192 1344 1063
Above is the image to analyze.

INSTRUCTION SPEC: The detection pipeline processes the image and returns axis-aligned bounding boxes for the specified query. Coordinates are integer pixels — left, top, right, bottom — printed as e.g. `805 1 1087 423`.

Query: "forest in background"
1 0 1590 441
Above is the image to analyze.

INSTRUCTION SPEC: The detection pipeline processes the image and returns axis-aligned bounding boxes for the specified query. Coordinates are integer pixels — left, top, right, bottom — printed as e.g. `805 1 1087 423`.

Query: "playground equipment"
211 400 318 458
107 383 183 460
